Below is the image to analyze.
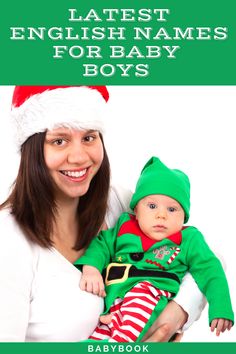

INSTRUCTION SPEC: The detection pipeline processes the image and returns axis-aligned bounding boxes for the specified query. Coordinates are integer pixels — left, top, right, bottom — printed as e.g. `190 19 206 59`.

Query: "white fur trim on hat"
11 87 107 148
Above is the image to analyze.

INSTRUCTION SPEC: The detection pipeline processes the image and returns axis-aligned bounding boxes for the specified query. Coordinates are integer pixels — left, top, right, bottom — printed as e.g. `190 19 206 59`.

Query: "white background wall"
0 85 235 341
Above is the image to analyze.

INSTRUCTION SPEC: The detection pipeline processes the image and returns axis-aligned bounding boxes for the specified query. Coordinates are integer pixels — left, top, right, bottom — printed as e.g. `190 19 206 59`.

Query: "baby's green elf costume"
75 157 234 342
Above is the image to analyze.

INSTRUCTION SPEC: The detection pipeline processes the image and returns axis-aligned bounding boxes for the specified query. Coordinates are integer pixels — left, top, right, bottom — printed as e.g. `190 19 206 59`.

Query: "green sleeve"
74 212 129 273
185 228 234 325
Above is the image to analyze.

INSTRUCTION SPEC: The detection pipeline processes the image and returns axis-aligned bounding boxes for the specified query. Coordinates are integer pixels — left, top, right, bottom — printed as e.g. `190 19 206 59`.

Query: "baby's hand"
80 265 106 297
210 318 233 336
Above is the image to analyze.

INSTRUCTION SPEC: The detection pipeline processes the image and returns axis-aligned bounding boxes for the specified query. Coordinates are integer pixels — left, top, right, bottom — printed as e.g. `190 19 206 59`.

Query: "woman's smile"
59 168 89 181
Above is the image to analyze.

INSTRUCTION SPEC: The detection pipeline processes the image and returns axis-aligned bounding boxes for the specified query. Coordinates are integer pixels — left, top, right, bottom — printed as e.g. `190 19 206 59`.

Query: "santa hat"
11 86 109 148
130 157 190 223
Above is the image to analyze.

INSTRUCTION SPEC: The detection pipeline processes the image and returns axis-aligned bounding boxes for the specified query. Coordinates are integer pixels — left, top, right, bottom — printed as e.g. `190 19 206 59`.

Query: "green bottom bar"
0 343 236 354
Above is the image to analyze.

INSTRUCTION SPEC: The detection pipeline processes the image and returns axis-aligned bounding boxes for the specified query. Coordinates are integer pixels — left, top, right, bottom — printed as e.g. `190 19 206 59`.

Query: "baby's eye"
168 207 177 212
148 203 157 209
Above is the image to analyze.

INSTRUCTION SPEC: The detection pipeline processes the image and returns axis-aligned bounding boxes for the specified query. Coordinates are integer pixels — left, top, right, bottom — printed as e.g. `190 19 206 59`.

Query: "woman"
0 86 204 341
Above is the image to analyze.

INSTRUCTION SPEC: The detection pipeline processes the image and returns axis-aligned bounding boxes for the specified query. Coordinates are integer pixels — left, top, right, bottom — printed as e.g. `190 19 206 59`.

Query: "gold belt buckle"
105 263 132 286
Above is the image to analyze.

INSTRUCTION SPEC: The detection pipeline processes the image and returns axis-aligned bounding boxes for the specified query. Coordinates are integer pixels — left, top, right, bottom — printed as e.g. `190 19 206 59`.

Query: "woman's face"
44 128 104 201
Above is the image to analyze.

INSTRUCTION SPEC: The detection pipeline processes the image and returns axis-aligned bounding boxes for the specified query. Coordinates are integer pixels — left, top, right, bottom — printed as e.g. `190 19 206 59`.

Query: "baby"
75 156 234 342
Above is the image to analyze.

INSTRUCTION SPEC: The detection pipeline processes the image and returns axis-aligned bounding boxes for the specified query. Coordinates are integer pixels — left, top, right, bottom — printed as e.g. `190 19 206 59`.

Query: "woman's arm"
142 301 187 342
142 273 206 342
173 273 206 331
0 212 34 341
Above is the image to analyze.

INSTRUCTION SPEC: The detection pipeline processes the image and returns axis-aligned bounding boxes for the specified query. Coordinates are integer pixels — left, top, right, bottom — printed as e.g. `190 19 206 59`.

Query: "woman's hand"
141 300 188 342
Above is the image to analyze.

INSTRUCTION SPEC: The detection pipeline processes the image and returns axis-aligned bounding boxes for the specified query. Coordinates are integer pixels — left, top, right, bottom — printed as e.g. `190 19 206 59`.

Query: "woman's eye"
83 135 95 142
53 139 65 146
148 203 157 209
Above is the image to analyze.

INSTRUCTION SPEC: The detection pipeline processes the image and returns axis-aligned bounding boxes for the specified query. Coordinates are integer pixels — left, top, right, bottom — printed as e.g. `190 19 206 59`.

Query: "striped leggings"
89 281 172 342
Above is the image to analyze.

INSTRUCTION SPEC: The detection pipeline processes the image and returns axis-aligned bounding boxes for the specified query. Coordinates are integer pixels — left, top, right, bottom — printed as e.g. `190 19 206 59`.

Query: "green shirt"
76 212 234 325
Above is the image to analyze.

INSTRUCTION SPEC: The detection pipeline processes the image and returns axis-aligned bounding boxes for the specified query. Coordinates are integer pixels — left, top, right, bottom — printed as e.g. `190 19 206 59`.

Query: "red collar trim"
117 214 183 251
167 230 182 245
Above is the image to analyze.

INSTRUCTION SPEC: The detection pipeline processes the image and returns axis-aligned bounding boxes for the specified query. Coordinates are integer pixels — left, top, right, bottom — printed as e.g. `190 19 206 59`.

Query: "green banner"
0 0 235 84
0 343 236 354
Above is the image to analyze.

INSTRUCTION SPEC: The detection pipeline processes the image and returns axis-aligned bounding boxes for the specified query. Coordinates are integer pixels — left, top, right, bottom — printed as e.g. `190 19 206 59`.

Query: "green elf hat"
130 157 190 223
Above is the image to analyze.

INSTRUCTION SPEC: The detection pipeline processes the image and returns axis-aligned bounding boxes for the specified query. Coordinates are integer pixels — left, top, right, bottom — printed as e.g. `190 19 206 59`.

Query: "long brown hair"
0 132 110 250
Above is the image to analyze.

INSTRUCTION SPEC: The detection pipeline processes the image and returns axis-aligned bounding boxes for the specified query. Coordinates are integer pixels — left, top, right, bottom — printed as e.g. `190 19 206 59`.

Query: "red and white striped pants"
89 281 172 342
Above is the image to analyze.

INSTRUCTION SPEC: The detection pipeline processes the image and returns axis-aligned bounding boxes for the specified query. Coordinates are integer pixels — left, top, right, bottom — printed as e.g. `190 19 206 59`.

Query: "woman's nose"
67 141 88 164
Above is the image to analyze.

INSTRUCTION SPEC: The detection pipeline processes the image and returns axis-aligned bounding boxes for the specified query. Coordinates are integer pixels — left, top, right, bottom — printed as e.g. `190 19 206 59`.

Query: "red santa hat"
11 85 109 148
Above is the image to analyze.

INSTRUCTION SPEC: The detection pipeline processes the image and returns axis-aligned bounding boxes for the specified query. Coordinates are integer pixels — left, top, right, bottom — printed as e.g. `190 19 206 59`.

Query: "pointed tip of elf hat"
11 85 109 148
130 156 191 223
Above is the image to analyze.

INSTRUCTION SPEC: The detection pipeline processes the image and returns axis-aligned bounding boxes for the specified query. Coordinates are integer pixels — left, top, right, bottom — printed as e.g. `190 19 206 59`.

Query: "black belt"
104 263 180 285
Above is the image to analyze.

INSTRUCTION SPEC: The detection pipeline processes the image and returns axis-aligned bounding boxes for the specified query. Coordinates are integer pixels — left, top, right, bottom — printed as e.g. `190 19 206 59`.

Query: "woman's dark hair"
0 132 110 250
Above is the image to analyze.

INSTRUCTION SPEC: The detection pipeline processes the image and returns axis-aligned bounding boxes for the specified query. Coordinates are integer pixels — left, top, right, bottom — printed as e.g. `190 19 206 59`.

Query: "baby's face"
134 195 185 241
